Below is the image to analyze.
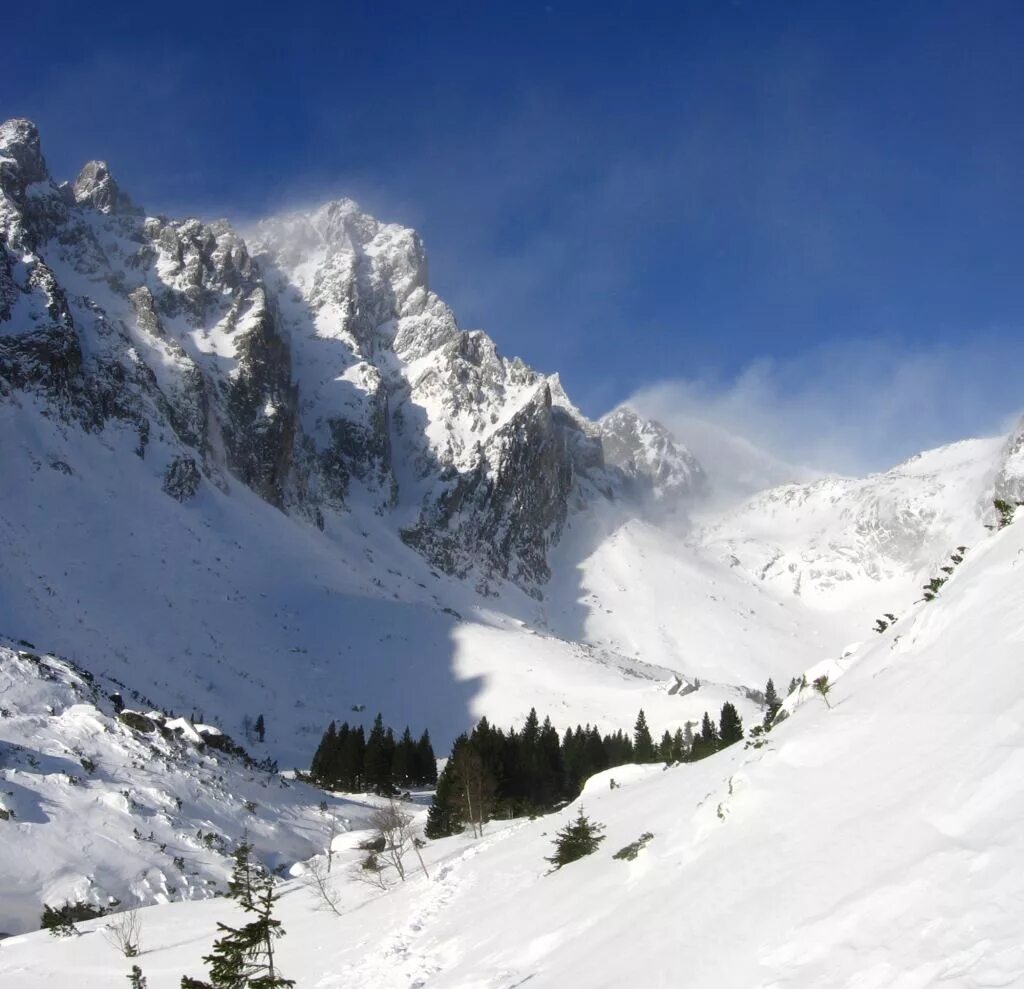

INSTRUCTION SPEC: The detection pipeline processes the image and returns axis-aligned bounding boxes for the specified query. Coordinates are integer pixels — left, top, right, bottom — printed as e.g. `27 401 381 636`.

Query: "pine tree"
689 711 719 762
546 807 606 869
127 966 147 989
227 840 259 911
718 702 744 747
254 714 265 744
310 721 336 781
537 716 564 807
363 714 393 795
633 709 656 763
425 759 463 839
522 708 540 748
658 730 674 762
391 727 415 788
671 727 686 762
763 678 781 728
337 724 366 791
181 843 294 988
415 729 437 785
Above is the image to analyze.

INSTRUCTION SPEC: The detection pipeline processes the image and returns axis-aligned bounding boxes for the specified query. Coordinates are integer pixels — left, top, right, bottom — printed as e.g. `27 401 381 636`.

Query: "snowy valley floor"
4 518 1024 987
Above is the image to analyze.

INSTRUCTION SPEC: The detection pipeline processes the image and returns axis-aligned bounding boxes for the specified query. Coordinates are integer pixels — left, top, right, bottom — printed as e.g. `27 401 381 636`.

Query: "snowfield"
3 517 1023 986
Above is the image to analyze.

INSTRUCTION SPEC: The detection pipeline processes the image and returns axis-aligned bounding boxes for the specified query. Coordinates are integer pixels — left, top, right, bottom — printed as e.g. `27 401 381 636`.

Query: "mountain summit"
0 118 703 595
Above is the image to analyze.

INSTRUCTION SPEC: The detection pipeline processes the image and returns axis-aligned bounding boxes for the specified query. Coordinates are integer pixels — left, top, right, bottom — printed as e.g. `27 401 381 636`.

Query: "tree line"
309 714 437 793
426 701 747 839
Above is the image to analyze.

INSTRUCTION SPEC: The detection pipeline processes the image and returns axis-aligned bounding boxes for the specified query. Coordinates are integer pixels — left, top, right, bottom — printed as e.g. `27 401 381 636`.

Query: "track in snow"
317 823 527 989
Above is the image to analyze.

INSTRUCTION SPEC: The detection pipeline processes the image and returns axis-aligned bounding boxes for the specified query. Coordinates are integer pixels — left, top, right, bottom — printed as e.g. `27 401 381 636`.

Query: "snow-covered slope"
543 509 841 687
698 435 1006 616
5 502 1023 986
0 637 392 937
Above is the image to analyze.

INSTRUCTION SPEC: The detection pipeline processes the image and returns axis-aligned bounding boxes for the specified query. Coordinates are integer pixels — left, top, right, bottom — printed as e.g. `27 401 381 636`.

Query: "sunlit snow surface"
4 519 1023 986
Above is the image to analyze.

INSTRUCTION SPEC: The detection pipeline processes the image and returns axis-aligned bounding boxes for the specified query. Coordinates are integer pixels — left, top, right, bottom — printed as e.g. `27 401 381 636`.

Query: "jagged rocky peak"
0 118 49 188
250 197 438 352
600 405 706 503
72 160 135 214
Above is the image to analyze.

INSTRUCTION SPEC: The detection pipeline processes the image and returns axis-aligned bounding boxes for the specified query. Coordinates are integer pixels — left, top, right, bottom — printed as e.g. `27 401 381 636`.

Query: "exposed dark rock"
118 710 157 733
403 384 579 591
72 161 135 215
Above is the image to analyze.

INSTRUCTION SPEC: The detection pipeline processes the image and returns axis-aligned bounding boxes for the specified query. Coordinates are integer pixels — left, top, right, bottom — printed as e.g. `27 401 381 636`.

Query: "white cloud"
627 337 1023 484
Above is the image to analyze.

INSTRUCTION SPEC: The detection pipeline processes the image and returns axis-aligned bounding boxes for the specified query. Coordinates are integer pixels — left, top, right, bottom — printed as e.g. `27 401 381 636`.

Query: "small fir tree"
425 760 464 839
546 807 606 870
812 675 833 709
127 966 147 989
181 842 294 988
763 678 782 728
254 714 265 744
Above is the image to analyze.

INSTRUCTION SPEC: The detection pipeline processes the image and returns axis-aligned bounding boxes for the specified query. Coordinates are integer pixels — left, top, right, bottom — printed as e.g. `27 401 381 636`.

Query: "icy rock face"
600 405 706 505
72 160 135 215
403 382 595 591
0 117 309 515
0 118 698 592
994 416 1024 506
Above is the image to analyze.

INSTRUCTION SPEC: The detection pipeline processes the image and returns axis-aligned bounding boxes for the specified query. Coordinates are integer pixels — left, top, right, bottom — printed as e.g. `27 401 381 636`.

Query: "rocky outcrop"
600 405 706 505
403 383 586 591
994 416 1024 507
72 161 135 215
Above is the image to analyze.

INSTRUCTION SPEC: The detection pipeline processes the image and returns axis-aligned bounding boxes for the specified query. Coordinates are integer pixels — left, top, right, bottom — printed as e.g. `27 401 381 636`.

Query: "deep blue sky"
7 0 1024 467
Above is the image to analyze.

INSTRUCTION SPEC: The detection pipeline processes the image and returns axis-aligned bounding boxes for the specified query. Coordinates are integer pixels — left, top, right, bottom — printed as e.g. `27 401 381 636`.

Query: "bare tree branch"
302 857 342 916
102 906 142 957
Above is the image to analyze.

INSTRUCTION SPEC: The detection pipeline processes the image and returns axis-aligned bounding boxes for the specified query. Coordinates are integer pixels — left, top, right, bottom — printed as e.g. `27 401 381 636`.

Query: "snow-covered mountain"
3 115 1023 964
0 116 704 597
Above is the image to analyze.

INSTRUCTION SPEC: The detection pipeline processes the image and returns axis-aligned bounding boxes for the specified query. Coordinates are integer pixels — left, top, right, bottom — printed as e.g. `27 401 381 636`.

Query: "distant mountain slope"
697 434 1008 616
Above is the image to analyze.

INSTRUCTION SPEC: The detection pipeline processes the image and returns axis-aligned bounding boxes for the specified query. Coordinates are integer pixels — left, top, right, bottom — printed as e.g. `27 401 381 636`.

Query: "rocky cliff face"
600 405 706 507
994 416 1024 507
0 118 704 594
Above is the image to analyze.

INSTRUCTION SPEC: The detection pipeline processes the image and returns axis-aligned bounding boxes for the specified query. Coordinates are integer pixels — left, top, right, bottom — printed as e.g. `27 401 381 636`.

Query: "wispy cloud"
628 337 1024 480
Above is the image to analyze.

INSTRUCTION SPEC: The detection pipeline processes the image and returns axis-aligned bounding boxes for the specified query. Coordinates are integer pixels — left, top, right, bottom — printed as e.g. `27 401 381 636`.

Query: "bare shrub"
302 857 342 915
103 906 142 957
